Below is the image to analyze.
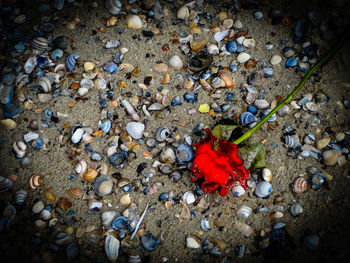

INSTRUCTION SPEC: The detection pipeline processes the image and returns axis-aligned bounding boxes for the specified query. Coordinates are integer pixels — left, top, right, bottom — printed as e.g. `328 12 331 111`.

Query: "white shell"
32 200 45 214
270 55 282 65
243 38 255 48
159 147 176 164
15 189 28 205
186 235 201 249
71 127 84 144
237 52 251 63
80 78 93 89
126 122 145 140
177 6 189 20
255 181 273 198
237 205 252 218
75 160 87 176
183 191 195 205
233 19 243 29
105 232 120 262
322 150 341 166
290 203 303 217
254 99 270 109
101 211 118 228
168 55 183 70
40 208 52 221
207 44 219 54
262 168 272 182
214 29 229 42
37 77 52 92
231 184 245 197
126 15 142 29
94 77 107 90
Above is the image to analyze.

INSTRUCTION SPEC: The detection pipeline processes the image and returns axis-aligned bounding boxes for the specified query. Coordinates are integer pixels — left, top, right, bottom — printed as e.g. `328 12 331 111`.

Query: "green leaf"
212 124 240 141
238 143 266 170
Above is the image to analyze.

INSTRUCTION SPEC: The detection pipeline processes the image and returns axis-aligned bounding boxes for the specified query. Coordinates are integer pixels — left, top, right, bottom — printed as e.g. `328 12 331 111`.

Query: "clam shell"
254 99 270 109
231 184 245 197
290 202 303 216
293 177 308 194
322 150 341 166
100 120 112 134
23 131 39 143
0 176 14 192
80 78 93 90
40 208 52 221
101 211 118 228
66 54 80 72
207 44 219 54
37 77 51 93
105 232 120 261
75 160 88 176
183 191 195 204
104 62 119 74
155 126 172 142
262 168 272 182
168 55 183 70
186 234 201 249
109 151 128 168
94 77 107 90
28 174 42 191
31 37 48 51
219 73 234 88
127 15 143 29
126 122 145 140
120 194 131 206
177 6 189 19
34 219 47 230
240 111 258 126
71 126 84 144
32 200 45 214
284 134 301 149
112 216 128 231
68 187 84 198
237 205 252 218
237 52 251 63
93 175 113 197
106 0 122 15
159 147 176 164
83 169 98 182
55 232 73 246
255 181 273 198
234 221 253 237
14 189 28 205
200 216 211 232
148 102 164 111
0 119 17 130
141 234 160 251
24 56 37 74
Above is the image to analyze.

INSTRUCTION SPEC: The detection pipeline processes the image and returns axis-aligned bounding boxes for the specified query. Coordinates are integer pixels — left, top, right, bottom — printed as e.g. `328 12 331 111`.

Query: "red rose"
190 128 250 196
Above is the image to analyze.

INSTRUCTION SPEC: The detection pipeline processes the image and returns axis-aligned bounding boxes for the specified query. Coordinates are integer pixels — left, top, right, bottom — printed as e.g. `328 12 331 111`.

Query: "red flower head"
190 128 250 196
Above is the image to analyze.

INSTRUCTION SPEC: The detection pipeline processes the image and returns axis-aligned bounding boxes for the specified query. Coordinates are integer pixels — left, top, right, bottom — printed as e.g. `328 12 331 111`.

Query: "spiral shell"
293 177 308 194
156 126 172 142
83 169 98 182
68 187 84 198
28 174 42 191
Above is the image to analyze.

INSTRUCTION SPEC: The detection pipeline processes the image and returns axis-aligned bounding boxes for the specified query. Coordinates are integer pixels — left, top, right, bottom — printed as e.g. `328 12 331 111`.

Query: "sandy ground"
0 0 350 262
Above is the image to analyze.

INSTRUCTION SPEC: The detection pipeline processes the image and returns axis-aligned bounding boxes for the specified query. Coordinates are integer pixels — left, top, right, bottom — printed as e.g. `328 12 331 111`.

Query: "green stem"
233 35 348 145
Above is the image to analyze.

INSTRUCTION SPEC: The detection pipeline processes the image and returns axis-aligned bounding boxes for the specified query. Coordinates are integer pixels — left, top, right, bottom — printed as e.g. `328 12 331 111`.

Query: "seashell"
142 234 160 251
219 73 234 88
75 160 88 176
277 105 290 116
88 200 103 212
176 144 193 164
49 218 58 227
260 109 277 122
100 120 112 134
128 251 141 263
148 102 164 111
126 122 145 140
255 181 273 198
14 14 26 24
240 112 258 126
24 56 37 74
177 6 189 19
183 191 195 205
102 211 118 228
171 170 182 182
37 77 51 93
71 126 84 144
94 77 107 90
186 234 201 249
158 164 173 174
160 147 176 164
0 118 16 130
120 194 131 206
322 150 341 166
121 99 141 121
55 232 73 246
304 235 319 250
28 174 42 191
91 152 103 162
68 187 84 198
80 78 93 91
112 216 128 231
109 151 128 168
127 15 143 29
66 54 80 72
152 63 168 73
200 216 211 232
105 232 120 261
183 92 198 103
23 131 39 143
315 91 328 103
34 219 47 230
237 52 251 64
104 62 119 74
254 99 269 109
31 37 48 51
156 126 172 142
231 184 245 197
285 57 298 68
107 16 118 27
52 48 63 59
83 169 98 182
40 207 52 221
168 55 183 70
243 38 255 48
290 203 303 217
234 221 253 237
262 168 272 182
94 175 113 197
84 62 95 71
214 29 229 42
227 40 237 53
284 134 301 149
14 189 28 205
223 18 234 28
56 197 72 210
105 40 121 49
12 141 27 157
207 44 219 55
270 55 282 65
293 177 308 194
0 176 13 193
237 205 252 218
106 0 122 15
188 53 213 72
32 200 45 214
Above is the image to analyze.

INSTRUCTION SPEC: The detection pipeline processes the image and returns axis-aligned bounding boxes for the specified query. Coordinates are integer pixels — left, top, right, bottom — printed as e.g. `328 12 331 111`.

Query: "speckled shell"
293 177 308 194
28 174 42 191
68 187 84 198
83 169 98 182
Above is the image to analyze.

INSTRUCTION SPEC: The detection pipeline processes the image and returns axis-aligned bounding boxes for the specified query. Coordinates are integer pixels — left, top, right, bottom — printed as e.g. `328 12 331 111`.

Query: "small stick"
131 203 149 240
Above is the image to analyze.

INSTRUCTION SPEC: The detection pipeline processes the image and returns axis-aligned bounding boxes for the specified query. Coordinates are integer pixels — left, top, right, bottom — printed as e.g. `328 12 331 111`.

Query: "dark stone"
53 35 68 50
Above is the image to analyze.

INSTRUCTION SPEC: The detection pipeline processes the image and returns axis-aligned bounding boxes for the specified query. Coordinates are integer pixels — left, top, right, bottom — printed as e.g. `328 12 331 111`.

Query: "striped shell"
237 205 252 218
55 232 73 245
12 141 27 158
106 0 122 15
66 54 80 72
14 189 28 205
240 111 258 126
37 77 52 92
219 73 234 88
0 176 14 192
68 187 84 198
83 169 98 182
293 177 308 194
31 37 48 51
105 232 120 262
93 175 113 197
28 174 42 191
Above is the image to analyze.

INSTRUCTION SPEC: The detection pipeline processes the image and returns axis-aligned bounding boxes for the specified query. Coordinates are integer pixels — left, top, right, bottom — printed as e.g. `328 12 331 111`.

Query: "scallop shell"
293 177 308 194
159 147 176 164
83 169 98 182
14 189 28 205
255 181 273 198
262 168 272 182
106 0 122 14
237 205 252 218
75 160 88 176
126 122 145 140
28 174 42 191
101 211 118 228
155 126 172 142
168 55 183 70
68 187 84 198
66 54 80 72
31 37 48 51
219 73 234 88
93 175 113 197
37 77 51 93
12 141 27 158
290 202 303 216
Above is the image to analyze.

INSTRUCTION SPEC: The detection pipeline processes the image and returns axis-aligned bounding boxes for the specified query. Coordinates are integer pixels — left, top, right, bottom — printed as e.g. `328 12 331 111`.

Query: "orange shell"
161 73 170 84
293 177 308 194
83 169 98 182
28 174 42 191
56 197 72 210
68 187 84 198
219 73 234 88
